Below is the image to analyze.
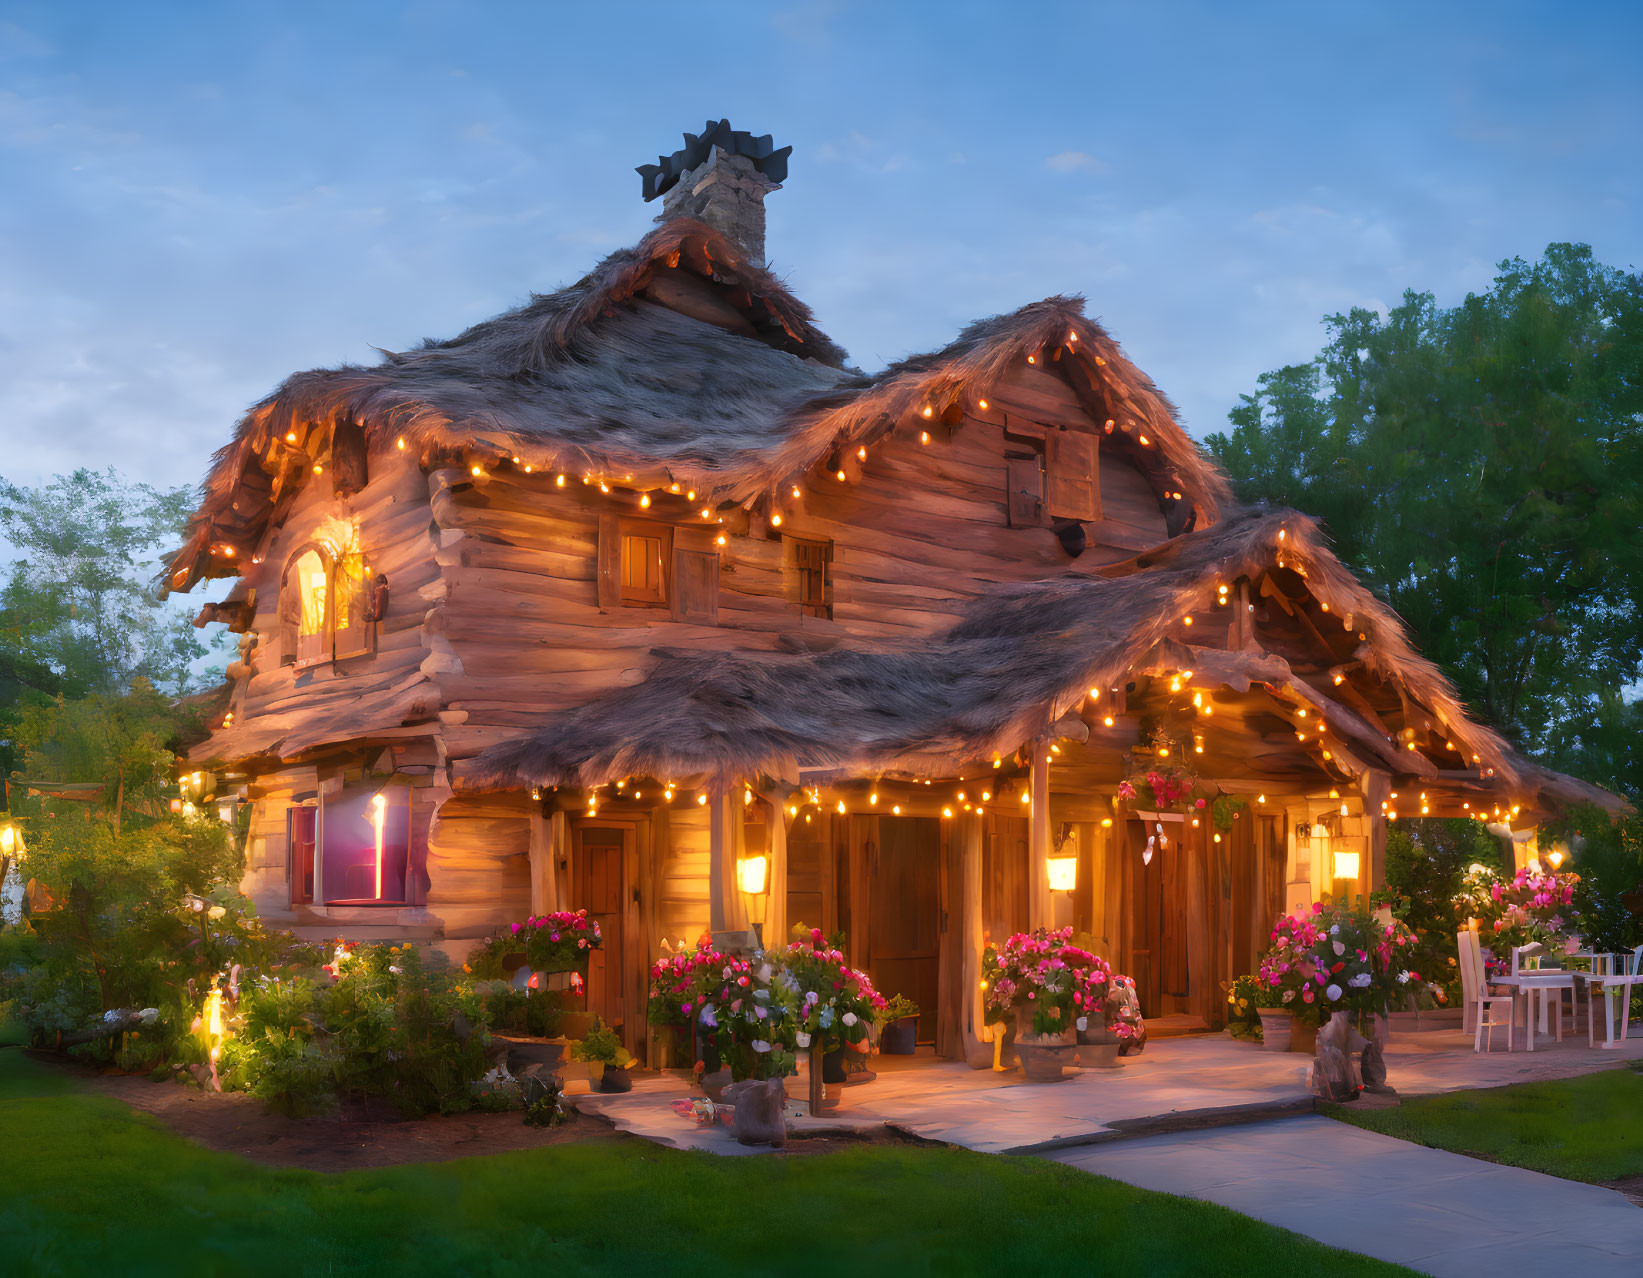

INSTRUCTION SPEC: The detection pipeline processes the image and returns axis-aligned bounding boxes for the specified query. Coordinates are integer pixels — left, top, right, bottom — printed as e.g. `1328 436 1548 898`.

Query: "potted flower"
779 929 884 1111
876 995 920 1055
567 1017 633 1093
1254 908 1326 1052
983 927 1113 1080
647 936 731 1070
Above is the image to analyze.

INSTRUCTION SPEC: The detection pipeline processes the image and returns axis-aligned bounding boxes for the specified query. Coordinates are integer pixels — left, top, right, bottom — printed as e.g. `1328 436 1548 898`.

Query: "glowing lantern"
1047 855 1078 892
737 854 769 895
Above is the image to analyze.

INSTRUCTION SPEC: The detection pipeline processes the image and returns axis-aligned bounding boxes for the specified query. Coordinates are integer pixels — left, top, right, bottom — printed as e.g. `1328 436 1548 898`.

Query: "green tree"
0 468 206 696
1208 244 1643 788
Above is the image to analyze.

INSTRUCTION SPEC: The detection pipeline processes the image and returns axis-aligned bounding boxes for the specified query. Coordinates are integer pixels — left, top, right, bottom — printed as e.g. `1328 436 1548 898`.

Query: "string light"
556 474 566 487
919 432 931 446
396 437 406 450
978 399 990 410
640 494 651 508
771 513 783 527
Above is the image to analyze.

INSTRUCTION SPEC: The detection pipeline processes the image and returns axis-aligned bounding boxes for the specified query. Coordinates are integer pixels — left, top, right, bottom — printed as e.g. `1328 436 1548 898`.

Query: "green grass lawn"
0 1048 1409 1278
1326 1064 1643 1183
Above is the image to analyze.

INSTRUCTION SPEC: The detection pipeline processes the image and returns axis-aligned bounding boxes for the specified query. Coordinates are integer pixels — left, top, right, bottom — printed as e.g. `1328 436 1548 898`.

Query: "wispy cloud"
1046 150 1105 174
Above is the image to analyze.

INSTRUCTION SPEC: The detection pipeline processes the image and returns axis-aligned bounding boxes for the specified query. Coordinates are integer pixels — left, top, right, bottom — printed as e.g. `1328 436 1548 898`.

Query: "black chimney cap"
637 120 792 202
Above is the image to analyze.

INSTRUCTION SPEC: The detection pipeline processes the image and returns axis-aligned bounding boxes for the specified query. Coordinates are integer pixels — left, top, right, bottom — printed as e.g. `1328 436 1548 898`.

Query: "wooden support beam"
708 786 747 933
960 813 992 1068
1360 770 1390 890
528 807 567 915
764 798 788 948
1029 741 1052 930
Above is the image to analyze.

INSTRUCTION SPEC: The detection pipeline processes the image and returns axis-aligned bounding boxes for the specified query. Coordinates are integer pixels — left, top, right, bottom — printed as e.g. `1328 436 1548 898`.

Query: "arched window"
280 542 372 668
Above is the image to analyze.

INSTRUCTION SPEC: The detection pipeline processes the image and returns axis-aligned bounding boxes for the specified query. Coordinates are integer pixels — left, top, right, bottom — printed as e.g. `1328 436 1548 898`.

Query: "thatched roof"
467 505 1620 817
166 217 1228 592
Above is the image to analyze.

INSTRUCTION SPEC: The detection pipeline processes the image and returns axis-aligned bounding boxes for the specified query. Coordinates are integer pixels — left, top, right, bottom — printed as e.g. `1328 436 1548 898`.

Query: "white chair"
1459 930 1515 1052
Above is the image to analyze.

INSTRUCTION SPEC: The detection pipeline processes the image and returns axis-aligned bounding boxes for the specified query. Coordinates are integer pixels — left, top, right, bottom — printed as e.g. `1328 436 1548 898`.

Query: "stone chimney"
638 121 791 269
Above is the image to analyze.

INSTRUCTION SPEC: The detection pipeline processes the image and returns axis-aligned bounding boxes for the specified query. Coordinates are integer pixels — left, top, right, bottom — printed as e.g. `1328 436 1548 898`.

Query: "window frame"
278 539 374 668
791 536 834 620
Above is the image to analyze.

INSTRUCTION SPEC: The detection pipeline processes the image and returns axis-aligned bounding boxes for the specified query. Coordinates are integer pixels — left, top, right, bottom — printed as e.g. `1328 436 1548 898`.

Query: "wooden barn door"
1127 815 1189 1018
866 816 943 1045
573 821 641 1055
982 813 1031 947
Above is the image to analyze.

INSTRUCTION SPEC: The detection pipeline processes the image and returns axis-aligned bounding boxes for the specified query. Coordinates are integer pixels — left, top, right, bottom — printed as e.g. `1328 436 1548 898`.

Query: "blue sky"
1 0 1638 494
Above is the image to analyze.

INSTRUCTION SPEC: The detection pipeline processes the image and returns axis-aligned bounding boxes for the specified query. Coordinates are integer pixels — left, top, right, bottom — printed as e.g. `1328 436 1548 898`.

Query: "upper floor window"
793 537 834 619
620 526 670 606
280 541 371 668
1004 421 1101 527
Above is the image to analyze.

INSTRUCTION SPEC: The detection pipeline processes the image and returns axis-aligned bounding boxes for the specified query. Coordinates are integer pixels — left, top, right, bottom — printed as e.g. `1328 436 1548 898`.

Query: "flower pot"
597 1065 633 1094
879 1015 918 1055
1289 1018 1319 1055
1014 1008 1075 1082
1256 1008 1293 1052
1080 1040 1121 1069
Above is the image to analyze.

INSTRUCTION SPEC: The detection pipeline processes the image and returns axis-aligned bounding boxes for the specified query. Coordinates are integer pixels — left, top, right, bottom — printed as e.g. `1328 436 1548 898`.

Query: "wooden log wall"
424 790 533 938
200 455 443 763
431 361 1171 767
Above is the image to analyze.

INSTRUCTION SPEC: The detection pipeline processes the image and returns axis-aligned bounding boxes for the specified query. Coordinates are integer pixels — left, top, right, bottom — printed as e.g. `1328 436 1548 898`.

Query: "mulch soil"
31 1052 927 1170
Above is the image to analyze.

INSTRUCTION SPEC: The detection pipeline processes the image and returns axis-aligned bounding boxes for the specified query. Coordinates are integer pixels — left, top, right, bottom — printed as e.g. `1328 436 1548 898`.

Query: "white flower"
758 963 773 983
1348 972 1371 989
842 1012 858 1027
1282 990 1295 1004
1075 1016 1089 1032
389 965 403 974
1332 940 1346 956
752 1040 772 1053
207 905 227 921
1397 970 1412 984
796 1031 812 1048
1329 924 1340 935
138 1008 159 1025
1325 983 1343 1001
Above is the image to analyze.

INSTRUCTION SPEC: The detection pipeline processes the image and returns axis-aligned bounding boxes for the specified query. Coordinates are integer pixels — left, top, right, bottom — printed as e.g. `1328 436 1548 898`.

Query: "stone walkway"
576 1027 1643 1157
1054 1114 1643 1277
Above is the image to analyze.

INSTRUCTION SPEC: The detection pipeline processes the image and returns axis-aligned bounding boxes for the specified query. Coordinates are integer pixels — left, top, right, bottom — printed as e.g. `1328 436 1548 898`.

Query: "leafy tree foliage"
0 468 225 776
1207 244 1643 790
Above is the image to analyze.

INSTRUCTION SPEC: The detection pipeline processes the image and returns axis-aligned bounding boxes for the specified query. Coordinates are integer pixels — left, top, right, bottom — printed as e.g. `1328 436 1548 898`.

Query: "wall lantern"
737 853 769 896
1333 848 1361 881
0 819 22 859
1046 855 1078 893
1547 847 1566 869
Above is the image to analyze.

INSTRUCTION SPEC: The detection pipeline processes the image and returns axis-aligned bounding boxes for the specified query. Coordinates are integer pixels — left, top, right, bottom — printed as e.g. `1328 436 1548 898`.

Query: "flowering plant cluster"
467 909 602 978
982 927 1113 1037
646 936 730 1031
1118 728 1201 813
1252 901 1423 1025
681 951 800 1082
1454 863 1580 950
779 928 886 1051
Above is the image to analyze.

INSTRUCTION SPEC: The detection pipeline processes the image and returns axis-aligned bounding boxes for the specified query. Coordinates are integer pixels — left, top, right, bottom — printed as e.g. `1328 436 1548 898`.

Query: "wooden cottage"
167 122 1616 1063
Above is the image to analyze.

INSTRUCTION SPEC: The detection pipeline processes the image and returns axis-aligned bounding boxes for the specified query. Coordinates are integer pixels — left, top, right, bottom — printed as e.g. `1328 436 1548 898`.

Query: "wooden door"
982 813 1030 947
574 822 633 1040
866 817 943 1045
1128 816 1189 1018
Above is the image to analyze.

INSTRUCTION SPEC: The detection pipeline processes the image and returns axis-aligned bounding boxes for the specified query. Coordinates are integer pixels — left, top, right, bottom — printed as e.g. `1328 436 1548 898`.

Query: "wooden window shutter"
330 420 369 498
671 548 719 625
597 513 621 610
331 551 372 660
1046 430 1100 522
1006 454 1047 527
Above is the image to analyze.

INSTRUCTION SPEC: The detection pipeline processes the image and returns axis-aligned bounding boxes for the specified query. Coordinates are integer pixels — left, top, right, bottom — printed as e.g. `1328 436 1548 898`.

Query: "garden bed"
38 1050 619 1172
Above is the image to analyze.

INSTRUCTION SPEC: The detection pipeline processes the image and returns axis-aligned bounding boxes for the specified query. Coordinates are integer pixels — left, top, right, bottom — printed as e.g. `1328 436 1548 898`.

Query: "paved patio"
575 1025 1643 1157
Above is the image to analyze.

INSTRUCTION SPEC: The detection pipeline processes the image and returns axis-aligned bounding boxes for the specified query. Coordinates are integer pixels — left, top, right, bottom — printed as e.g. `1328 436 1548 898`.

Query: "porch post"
1028 740 1052 931
528 807 566 915
764 798 788 948
709 784 747 934
1360 770 1390 891
961 813 992 1068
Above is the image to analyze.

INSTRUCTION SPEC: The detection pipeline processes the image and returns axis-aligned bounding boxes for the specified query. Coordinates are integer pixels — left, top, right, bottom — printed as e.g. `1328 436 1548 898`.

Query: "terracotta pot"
1289 1018 1319 1054
1080 1040 1122 1069
1256 1008 1293 1052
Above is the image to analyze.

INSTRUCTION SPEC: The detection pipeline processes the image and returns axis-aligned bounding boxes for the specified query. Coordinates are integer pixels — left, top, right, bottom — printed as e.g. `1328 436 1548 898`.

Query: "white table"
1488 972 1575 1050
1581 973 1642 1049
